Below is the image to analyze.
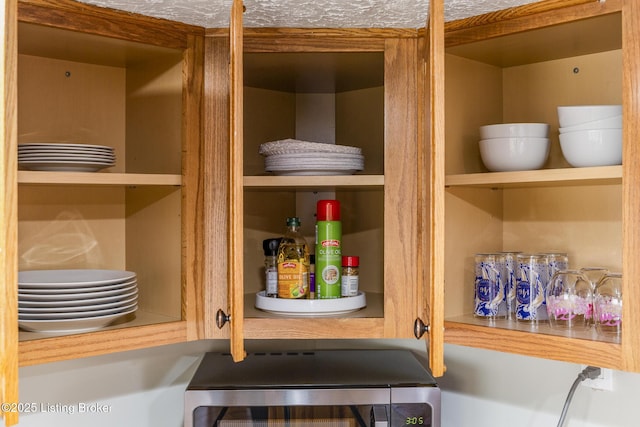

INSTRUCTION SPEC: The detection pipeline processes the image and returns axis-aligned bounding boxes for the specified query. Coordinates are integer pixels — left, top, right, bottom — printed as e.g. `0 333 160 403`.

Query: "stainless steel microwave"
184 349 441 427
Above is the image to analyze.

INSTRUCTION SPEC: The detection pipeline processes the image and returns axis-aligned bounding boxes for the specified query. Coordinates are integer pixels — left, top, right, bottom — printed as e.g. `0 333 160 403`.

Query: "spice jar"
341 256 359 297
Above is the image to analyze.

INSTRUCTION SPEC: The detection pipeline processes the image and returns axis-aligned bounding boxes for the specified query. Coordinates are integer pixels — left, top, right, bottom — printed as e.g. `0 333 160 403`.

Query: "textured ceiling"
75 0 541 28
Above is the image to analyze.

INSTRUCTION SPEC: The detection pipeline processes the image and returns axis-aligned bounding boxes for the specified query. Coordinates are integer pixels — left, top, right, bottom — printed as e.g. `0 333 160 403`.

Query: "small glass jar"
594 272 622 340
263 238 281 298
341 256 359 297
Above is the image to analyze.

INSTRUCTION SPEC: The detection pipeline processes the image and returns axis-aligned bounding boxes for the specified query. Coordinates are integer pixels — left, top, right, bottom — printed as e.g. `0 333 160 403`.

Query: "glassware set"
473 252 621 339
546 269 622 339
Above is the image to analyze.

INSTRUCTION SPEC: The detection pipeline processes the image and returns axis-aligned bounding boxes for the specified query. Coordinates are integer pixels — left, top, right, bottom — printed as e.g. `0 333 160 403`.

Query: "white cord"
557 366 602 427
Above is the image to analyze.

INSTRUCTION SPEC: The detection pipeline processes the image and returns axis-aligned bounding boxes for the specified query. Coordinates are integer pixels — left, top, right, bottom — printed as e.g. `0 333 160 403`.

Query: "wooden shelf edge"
244 317 385 339
445 165 622 188
444 319 623 369
18 171 182 186
18 320 187 366
244 174 384 188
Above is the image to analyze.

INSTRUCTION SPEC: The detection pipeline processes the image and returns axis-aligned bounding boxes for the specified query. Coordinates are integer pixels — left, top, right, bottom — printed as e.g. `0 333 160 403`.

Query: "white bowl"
559 129 622 167
559 115 622 133
557 105 622 128
479 137 550 172
479 123 550 139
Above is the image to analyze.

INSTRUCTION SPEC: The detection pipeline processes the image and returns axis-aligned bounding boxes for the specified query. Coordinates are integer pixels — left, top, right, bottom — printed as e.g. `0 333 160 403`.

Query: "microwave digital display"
391 403 433 427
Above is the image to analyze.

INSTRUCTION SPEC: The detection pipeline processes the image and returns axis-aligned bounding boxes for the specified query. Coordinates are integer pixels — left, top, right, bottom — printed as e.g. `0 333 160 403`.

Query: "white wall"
16 339 640 426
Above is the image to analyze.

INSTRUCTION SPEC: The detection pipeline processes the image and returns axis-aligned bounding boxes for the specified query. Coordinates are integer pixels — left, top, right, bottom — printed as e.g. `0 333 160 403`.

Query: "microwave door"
371 406 389 427
213 405 373 427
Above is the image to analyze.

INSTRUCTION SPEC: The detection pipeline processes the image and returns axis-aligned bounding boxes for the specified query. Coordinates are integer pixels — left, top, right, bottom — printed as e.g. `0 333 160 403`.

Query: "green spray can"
316 200 342 299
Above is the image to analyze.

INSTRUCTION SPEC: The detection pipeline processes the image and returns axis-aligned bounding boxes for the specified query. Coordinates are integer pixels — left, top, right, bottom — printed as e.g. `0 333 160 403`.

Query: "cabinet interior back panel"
445 53 503 175
503 185 622 271
336 87 384 175
125 57 183 175
244 87 296 176
444 187 503 317
502 49 622 169
126 187 182 317
17 54 126 170
445 49 622 175
18 187 126 271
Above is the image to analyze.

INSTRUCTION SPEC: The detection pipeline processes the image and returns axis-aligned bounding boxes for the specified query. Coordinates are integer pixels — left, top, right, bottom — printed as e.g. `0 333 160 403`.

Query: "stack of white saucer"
259 139 364 175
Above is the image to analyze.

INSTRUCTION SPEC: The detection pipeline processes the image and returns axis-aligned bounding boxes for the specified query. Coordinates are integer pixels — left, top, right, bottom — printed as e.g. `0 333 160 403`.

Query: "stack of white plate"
259 139 364 175
18 269 138 334
18 142 116 172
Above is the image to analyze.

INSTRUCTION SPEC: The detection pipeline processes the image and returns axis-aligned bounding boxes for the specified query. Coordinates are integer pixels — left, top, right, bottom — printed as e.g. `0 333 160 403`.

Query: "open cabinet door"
418 0 445 377
1 0 19 424
227 0 246 362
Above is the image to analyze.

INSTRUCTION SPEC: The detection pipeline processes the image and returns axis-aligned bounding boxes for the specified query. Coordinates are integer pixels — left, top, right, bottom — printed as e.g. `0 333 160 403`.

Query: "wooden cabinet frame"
438 0 640 373
12 0 206 367
203 1 438 367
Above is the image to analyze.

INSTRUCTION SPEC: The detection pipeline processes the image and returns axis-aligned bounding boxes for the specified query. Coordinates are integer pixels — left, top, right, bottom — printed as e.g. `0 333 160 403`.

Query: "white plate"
269 169 360 176
18 281 137 297
265 153 364 160
18 305 137 333
19 287 137 306
19 269 136 288
18 282 137 302
19 292 138 312
18 151 116 161
18 143 114 151
18 159 116 166
265 161 364 168
19 302 138 320
18 158 115 165
18 161 114 172
255 291 366 316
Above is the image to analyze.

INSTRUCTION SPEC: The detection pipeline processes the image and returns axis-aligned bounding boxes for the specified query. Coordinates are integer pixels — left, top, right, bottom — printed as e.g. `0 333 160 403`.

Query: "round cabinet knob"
216 309 231 329
414 318 430 339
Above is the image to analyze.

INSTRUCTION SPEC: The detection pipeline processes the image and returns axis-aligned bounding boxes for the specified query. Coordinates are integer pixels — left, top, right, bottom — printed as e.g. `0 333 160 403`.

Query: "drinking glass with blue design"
474 253 507 319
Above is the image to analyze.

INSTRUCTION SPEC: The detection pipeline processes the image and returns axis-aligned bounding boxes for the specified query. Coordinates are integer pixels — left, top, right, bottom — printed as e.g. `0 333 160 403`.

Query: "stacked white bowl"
478 123 550 172
557 105 622 167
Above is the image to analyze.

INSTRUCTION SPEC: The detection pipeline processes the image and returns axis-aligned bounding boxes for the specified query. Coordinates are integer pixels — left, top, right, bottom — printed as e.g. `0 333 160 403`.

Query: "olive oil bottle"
277 217 310 299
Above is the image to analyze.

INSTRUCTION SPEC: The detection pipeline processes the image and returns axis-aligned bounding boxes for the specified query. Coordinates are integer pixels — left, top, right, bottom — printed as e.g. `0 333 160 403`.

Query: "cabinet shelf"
243 292 385 339
445 165 622 188
18 315 186 366
244 174 383 189
18 171 182 186
445 315 622 369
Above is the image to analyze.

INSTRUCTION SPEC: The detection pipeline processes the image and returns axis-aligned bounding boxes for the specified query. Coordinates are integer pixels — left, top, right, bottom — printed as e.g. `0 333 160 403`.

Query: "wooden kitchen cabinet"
203 0 444 370
437 0 640 372
12 0 205 366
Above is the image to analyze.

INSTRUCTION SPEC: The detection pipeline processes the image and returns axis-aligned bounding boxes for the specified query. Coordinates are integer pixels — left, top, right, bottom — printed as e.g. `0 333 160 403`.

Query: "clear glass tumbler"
594 272 622 339
515 253 548 322
579 266 609 290
546 270 593 330
474 253 507 319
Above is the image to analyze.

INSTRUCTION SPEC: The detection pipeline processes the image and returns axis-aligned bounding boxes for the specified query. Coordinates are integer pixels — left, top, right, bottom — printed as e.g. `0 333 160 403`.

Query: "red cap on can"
342 256 359 267
317 200 340 221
